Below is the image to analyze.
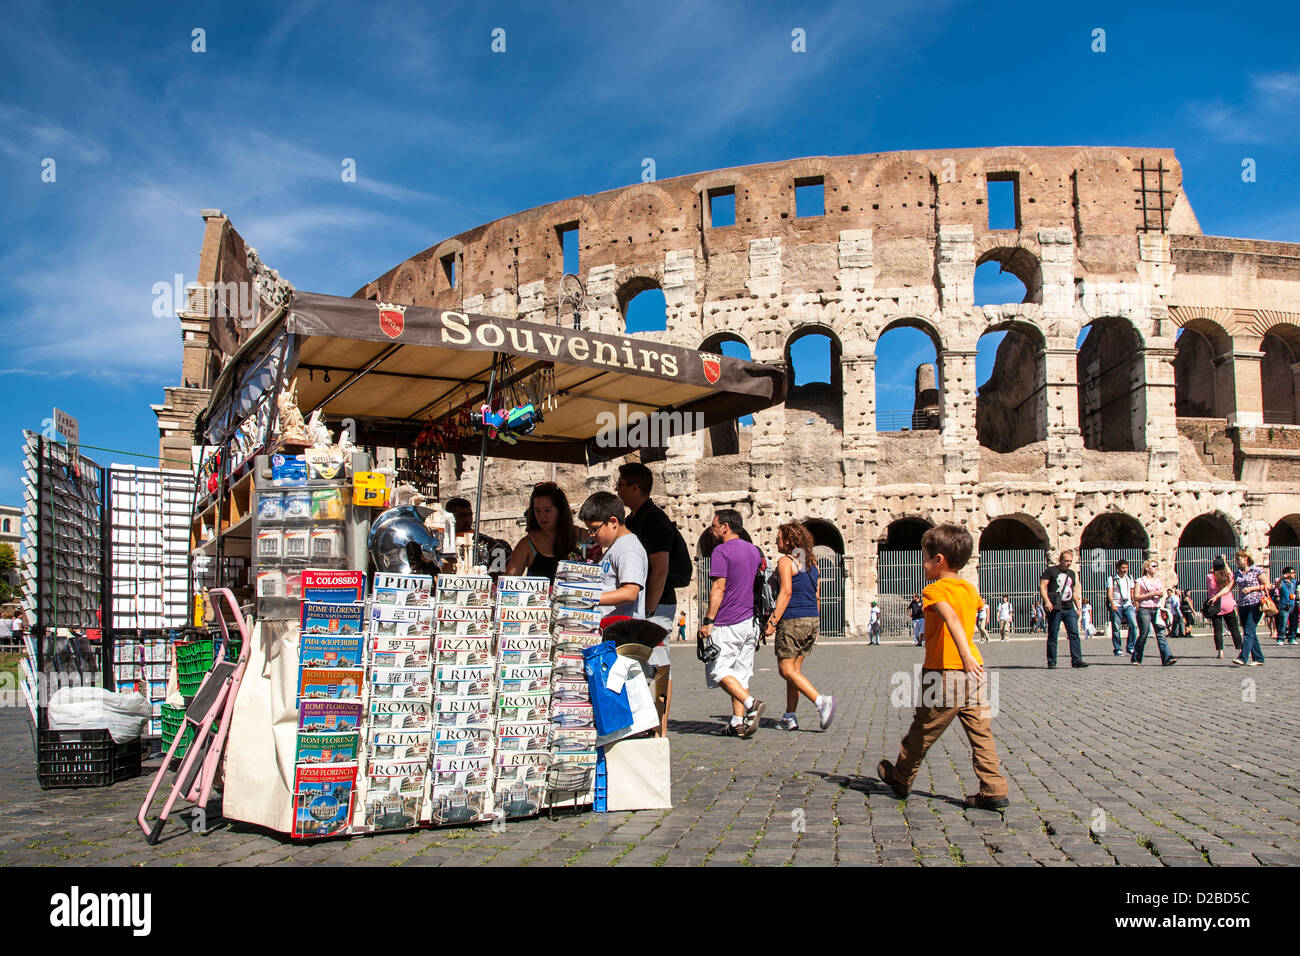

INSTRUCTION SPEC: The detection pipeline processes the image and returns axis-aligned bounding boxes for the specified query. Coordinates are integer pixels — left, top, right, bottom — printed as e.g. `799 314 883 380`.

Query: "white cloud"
1191 68 1300 144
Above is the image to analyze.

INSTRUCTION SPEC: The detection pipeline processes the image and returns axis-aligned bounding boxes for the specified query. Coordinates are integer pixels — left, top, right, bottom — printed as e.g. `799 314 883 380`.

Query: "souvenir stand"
186 290 784 838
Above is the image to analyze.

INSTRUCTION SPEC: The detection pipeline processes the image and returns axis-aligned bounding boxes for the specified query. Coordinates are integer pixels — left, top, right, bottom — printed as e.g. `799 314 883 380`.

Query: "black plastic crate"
37 729 143 789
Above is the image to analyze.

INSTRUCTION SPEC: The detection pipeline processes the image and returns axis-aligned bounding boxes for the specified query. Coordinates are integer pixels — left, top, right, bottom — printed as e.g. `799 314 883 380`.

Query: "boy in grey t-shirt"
578 492 648 619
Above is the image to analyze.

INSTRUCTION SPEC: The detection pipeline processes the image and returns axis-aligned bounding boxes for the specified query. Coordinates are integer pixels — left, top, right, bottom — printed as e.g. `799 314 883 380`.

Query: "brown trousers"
894 669 1007 798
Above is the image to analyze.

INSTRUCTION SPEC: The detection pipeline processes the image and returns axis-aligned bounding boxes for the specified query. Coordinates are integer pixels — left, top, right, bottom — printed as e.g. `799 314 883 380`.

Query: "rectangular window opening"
440 253 457 289
795 177 824 218
708 187 735 228
556 222 579 275
986 173 1020 230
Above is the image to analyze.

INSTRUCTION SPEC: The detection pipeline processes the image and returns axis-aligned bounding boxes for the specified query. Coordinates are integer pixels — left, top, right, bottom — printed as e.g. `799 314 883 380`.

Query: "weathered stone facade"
166 148 1300 634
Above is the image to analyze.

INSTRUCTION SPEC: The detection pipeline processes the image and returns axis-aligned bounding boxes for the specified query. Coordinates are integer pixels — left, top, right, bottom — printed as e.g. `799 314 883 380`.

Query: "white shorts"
705 619 759 690
647 604 675 668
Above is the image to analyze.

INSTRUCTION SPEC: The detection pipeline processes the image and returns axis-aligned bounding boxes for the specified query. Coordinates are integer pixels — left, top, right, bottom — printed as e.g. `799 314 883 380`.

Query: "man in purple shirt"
699 509 765 737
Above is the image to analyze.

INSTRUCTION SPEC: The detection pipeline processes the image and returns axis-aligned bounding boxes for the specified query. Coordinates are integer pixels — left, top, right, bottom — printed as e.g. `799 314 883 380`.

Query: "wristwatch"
702 617 715 626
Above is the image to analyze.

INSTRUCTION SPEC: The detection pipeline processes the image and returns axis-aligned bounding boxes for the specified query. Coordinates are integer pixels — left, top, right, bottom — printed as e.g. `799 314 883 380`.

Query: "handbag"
1201 596 1221 618
1261 593 1279 618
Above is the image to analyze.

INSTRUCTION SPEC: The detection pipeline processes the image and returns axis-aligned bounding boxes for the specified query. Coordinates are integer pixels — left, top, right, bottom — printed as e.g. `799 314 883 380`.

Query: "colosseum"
161 146 1300 636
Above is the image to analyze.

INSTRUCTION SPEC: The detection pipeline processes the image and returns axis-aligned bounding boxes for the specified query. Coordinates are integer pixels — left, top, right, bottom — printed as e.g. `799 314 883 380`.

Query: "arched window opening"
875 324 939 431
1078 512 1149 610
785 329 842 425
1176 513 1239 609
801 518 845 637
876 517 933 636
1077 318 1144 452
976 323 1046 452
977 517 1050 634
1261 328 1300 425
701 334 754 457
622 285 667 335
1268 516 1300 575
1174 328 1220 418
975 247 1041 305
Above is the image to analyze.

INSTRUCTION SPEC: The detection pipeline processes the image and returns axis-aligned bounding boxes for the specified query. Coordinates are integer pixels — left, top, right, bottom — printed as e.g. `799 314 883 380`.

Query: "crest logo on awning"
377 302 407 339
701 352 722 384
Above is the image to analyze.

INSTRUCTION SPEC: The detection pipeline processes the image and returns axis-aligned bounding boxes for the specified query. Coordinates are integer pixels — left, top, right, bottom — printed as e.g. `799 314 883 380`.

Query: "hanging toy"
471 403 542 445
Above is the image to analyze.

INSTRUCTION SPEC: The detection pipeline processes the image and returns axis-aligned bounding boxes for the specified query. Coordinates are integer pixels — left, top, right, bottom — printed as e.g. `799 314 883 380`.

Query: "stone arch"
430 238 466 296
974 243 1043 304
615 270 666 329
1077 316 1146 452
1079 512 1150 551
1268 515 1300 546
977 319 1048 453
693 169 758 229
878 516 934 550
784 323 843 433
383 260 427 305
700 332 754 456
1260 323 1300 425
1178 512 1239 548
979 515 1050 552
604 183 683 233
785 157 852 216
802 518 846 557
860 156 938 241
874 317 943 431
1174 317 1233 418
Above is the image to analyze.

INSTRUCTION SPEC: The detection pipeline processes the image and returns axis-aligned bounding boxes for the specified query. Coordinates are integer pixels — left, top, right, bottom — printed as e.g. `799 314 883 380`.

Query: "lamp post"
558 273 588 330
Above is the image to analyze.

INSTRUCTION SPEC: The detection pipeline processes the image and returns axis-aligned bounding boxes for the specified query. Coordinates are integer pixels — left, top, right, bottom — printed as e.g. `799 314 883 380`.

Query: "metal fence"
1077 549 1146 630
976 549 1049 634
1174 546 1232 614
876 549 926 636
697 553 846 638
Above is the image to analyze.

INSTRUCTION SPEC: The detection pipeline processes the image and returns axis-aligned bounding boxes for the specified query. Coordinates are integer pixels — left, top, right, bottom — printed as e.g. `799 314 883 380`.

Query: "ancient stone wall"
168 148 1300 636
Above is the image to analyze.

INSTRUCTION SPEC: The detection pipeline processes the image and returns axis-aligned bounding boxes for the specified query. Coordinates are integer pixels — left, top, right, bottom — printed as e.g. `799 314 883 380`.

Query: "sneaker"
964 793 1010 811
816 695 837 731
1113 650 1122 656
1277 640 1285 646
1162 657 1178 666
777 714 799 732
740 699 765 737
1231 658 1246 666
1246 660 1261 667
722 722 744 736
1047 663 1057 669
877 759 909 798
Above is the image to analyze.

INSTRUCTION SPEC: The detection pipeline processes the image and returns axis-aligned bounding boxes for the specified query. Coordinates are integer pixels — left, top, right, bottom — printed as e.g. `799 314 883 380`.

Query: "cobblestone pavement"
2 636 1297 867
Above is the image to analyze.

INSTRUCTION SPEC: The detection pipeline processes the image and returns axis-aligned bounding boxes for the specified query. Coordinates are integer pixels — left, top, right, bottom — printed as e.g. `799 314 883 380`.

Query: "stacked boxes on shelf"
427 574 495 825
291 571 364 840
108 466 192 630
547 562 604 809
362 572 435 832
493 576 555 820
20 432 103 632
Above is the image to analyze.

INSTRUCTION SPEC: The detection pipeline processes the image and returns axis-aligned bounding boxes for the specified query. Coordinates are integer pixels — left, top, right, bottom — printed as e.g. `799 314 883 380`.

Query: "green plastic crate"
159 703 196 758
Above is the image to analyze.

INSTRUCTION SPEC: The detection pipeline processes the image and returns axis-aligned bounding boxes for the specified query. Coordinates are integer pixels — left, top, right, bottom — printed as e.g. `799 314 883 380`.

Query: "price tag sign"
54 407 79 458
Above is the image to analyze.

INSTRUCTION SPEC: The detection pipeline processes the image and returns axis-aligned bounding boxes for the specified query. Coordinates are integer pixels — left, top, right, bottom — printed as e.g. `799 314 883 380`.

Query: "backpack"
754 555 776 627
665 522 693 591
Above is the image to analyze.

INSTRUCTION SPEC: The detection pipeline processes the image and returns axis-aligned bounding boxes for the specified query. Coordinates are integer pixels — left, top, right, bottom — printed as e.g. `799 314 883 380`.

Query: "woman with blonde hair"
1232 549 1269 666
765 521 836 732
1132 557 1177 666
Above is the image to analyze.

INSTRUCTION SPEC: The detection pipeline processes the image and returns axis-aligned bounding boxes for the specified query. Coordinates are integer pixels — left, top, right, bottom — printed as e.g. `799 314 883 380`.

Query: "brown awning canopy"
200 290 785 464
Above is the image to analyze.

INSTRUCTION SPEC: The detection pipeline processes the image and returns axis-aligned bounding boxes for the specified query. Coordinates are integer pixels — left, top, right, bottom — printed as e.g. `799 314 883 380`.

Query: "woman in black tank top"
504 482 577 581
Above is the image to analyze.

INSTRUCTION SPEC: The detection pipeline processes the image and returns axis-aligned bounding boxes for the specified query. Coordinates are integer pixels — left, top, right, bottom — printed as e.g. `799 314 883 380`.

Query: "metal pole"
36 436 45 732
471 353 500 568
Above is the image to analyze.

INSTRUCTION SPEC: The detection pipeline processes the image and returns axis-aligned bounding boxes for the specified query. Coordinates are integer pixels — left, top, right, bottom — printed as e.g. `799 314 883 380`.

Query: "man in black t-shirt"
1039 549 1088 669
616 463 677 735
908 595 924 645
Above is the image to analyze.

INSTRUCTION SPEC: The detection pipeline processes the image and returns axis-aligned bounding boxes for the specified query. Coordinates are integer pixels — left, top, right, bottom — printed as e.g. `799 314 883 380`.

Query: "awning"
198 290 785 464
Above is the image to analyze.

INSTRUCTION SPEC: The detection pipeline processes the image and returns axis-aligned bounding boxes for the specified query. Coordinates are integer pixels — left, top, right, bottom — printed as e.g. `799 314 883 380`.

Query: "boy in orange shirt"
878 524 1010 810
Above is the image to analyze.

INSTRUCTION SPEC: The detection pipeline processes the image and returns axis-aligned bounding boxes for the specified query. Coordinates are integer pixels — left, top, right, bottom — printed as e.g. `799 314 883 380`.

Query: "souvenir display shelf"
251 452 372 622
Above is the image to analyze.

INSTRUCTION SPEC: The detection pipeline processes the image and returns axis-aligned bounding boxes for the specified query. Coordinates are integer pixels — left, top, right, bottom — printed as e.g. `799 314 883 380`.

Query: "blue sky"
3 0 1299 504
